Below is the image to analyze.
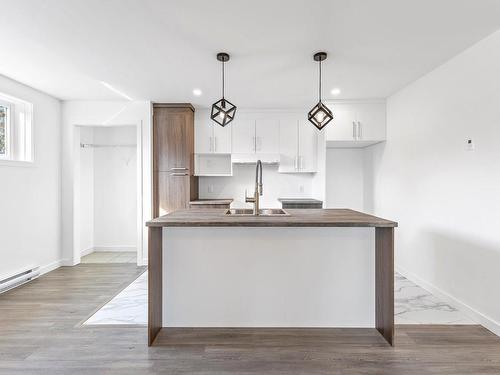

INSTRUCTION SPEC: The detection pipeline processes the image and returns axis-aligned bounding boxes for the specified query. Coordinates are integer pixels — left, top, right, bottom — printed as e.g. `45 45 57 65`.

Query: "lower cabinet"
156 172 198 216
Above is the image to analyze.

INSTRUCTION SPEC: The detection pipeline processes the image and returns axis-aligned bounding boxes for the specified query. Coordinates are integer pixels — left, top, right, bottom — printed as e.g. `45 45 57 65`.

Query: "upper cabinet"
195 112 232 154
255 119 280 154
325 104 355 142
231 119 255 154
193 103 384 176
279 117 318 173
326 102 386 147
232 117 280 162
355 102 386 141
298 120 318 172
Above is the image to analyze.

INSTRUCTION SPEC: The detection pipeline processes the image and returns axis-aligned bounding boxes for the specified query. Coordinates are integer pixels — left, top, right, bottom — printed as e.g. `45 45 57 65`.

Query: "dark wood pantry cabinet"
152 103 198 217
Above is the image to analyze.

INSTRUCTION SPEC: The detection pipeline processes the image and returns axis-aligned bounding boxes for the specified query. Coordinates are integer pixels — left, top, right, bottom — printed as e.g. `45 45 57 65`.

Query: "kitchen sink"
225 208 290 216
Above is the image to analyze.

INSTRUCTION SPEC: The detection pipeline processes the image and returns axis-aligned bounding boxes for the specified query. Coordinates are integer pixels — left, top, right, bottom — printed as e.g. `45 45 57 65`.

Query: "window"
0 93 33 164
0 102 10 158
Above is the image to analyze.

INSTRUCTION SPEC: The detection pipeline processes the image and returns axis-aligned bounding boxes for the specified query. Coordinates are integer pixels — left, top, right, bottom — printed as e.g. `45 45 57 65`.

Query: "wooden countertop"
189 199 233 205
146 208 397 228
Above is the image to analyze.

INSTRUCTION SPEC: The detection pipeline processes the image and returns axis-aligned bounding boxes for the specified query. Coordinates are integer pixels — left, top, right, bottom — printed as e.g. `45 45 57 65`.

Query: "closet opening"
74 124 142 266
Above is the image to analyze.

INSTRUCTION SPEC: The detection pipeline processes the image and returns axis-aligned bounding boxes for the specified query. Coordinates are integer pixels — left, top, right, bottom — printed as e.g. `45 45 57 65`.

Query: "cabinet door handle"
357 122 362 140
294 156 298 170
299 156 304 170
171 167 188 171
352 121 357 140
171 173 188 176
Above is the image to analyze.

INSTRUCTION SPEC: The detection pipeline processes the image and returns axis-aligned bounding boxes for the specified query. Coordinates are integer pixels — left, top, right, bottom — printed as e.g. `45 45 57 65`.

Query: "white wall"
78 127 94 254
93 126 137 250
199 164 316 208
61 101 151 265
0 74 61 278
366 30 500 334
325 148 365 211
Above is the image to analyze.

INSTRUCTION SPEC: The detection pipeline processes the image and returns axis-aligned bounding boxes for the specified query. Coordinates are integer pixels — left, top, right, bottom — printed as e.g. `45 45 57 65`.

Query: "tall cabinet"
153 104 198 217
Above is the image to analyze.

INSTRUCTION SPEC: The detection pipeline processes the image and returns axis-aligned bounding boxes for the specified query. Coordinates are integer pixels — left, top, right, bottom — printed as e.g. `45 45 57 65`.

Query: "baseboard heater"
0 266 40 294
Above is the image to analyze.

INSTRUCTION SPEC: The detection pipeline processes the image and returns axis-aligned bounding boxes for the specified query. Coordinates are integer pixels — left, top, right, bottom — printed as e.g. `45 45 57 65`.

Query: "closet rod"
80 143 136 148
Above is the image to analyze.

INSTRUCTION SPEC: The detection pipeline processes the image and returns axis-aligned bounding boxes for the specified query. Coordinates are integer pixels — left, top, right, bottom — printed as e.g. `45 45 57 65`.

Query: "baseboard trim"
80 247 94 257
396 265 500 337
61 258 76 267
93 246 136 253
40 260 63 276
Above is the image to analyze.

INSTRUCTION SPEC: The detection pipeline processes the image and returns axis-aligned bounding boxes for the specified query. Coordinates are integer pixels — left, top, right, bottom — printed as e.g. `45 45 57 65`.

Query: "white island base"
162 227 375 327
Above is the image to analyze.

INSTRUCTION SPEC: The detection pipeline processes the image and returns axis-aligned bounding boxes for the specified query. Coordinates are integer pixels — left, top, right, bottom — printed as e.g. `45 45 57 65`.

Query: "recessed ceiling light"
193 88 202 96
330 88 341 96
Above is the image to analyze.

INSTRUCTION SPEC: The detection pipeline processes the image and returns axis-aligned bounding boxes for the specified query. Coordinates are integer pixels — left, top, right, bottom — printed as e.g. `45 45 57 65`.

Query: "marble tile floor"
81 251 137 264
83 271 475 326
395 273 474 324
85 270 148 325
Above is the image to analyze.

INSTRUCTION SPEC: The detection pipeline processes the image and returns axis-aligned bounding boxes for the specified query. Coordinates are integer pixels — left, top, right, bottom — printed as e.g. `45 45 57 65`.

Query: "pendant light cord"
222 60 225 99
319 59 322 102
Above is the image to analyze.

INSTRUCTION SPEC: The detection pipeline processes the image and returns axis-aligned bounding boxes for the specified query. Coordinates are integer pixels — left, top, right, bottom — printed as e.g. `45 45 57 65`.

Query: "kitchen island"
146 208 397 346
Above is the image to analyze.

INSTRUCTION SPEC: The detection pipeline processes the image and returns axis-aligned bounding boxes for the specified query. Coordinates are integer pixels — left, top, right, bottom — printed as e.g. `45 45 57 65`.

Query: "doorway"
74 124 142 265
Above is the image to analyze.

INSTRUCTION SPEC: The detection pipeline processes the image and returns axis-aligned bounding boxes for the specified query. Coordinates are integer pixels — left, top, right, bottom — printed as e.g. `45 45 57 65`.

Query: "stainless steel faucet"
245 160 263 215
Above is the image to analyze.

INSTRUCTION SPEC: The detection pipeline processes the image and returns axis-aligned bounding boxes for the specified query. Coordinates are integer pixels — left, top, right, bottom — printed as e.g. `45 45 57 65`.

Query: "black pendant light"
211 52 236 127
308 52 333 130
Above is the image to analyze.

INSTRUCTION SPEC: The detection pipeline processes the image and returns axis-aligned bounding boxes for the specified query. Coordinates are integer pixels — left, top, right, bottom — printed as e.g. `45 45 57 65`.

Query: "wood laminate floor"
0 263 499 374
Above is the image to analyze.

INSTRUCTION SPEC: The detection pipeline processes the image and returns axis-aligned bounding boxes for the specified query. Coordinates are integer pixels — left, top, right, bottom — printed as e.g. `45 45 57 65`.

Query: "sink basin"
225 208 290 216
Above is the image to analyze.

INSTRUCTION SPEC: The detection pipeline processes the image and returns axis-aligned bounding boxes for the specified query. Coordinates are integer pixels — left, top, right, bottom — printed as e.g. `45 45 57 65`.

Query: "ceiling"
1 0 499 108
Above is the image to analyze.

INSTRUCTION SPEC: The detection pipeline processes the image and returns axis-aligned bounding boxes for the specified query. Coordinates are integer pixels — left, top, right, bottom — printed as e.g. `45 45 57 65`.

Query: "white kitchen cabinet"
325 104 357 142
232 118 280 162
355 102 386 141
278 118 298 173
325 102 386 145
279 118 318 173
212 122 232 153
195 117 213 153
255 119 280 154
232 119 256 154
298 120 318 172
195 115 232 153
194 153 232 176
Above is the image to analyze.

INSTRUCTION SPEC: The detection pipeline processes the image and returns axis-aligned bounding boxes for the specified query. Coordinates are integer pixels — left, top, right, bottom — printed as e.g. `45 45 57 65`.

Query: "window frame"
0 92 34 167
0 99 12 160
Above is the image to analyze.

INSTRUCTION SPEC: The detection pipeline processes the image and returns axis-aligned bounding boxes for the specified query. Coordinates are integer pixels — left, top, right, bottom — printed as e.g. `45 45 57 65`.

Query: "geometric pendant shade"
307 52 333 130
211 52 237 127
